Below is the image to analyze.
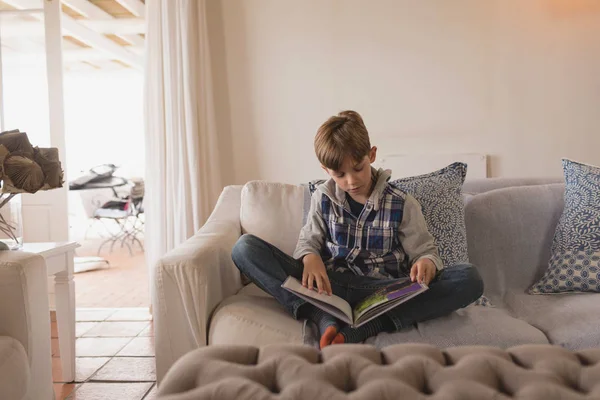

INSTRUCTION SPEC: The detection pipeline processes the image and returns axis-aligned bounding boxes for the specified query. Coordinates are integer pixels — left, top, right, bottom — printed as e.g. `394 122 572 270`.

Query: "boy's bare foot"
320 325 338 348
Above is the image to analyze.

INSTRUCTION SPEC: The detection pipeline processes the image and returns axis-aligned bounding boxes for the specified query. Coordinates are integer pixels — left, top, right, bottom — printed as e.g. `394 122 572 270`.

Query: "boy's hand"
410 258 436 285
302 254 333 295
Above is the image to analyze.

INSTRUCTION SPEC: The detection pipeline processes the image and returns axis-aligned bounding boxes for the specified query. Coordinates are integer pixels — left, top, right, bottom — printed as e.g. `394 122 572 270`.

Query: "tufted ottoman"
156 344 600 400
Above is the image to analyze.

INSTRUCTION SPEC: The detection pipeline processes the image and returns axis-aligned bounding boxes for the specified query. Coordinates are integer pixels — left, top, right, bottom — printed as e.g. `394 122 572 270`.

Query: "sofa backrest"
464 183 565 304
462 177 563 195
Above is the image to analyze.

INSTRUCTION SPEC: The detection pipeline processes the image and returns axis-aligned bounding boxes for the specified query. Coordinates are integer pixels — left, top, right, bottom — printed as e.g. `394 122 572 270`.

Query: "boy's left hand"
410 258 436 285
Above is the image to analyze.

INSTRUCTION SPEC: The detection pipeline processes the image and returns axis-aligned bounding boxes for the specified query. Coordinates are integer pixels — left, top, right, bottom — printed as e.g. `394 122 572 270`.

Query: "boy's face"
323 147 377 200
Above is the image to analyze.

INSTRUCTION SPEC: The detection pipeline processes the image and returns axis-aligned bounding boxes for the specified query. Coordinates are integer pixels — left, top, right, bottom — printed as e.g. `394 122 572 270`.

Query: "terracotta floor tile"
76 337 132 357
92 357 156 381
51 321 59 338
54 356 112 383
83 321 149 338
76 322 98 337
106 308 152 321
138 322 153 337
54 383 77 400
116 337 155 357
52 338 61 357
76 309 116 322
142 384 157 399
67 382 153 400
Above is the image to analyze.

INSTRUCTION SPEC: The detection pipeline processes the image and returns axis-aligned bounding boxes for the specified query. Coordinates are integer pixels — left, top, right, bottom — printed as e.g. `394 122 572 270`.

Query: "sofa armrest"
153 185 243 383
0 252 53 400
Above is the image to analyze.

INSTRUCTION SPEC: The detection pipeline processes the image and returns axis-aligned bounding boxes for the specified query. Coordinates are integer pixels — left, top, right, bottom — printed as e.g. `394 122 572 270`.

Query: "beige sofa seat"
156 343 600 399
209 284 305 347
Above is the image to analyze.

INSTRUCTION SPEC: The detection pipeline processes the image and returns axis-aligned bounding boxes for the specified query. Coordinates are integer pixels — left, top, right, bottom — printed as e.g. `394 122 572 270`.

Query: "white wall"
207 0 600 185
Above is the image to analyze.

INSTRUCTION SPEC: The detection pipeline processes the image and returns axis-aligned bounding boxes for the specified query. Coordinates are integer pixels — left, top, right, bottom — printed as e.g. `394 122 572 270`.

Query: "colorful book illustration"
281 275 428 328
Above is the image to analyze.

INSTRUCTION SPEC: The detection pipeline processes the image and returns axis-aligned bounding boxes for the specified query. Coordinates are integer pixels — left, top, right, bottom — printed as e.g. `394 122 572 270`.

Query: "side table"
20 242 79 382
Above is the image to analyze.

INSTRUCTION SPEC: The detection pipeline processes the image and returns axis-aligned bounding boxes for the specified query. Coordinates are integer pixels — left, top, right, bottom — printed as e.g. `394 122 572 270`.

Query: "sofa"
0 251 54 400
152 176 600 383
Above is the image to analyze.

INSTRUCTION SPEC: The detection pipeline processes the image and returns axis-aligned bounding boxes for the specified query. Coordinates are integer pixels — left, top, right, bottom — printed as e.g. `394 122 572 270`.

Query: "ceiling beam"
0 18 145 36
2 0 143 69
113 0 145 18
61 0 144 46
60 14 142 69
62 0 112 19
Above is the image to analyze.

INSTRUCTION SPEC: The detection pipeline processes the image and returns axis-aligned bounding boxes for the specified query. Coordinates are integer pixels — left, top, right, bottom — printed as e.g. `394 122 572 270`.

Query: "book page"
281 276 353 324
353 287 427 327
353 280 428 327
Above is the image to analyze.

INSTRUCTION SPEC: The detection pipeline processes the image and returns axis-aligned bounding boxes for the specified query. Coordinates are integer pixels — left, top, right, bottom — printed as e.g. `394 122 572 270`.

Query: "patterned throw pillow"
390 162 469 268
529 159 600 294
303 162 492 306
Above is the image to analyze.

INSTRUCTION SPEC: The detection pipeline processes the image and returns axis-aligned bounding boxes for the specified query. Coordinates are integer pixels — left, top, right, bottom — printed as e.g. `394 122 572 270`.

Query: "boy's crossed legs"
232 234 483 347
231 234 350 347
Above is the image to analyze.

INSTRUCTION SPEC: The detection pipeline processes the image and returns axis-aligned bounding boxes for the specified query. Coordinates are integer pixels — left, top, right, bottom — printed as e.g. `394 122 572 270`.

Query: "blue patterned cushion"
529 159 600 294
390 162 469 268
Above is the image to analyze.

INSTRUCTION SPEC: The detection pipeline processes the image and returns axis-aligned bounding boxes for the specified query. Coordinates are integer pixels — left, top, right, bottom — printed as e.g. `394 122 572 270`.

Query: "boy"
232 110 483 348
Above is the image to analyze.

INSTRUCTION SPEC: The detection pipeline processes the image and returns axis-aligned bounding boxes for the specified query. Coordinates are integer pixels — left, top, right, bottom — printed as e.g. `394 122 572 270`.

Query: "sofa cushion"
530 159 600 294
0 336 29 400
390 162 469 268
364 305 548 349
208 284 305 347
464 184 565 306
504 292 600 350
240 181 306 256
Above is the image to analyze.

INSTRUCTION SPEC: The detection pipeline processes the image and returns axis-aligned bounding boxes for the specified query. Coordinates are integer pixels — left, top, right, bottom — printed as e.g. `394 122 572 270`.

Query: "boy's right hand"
302 254 332 296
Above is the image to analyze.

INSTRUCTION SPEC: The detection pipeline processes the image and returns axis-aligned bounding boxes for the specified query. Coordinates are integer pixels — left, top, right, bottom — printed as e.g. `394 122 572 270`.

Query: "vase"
0 193 23 250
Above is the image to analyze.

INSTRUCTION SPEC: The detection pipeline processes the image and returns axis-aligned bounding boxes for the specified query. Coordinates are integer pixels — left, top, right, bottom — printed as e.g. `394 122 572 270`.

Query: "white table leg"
55 250 76 382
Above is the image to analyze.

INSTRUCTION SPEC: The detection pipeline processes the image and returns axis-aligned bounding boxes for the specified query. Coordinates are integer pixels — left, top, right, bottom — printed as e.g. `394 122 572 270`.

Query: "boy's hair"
314 110 371 171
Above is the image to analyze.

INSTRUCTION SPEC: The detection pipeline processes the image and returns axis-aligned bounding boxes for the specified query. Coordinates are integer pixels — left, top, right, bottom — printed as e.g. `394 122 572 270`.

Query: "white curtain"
144 0 222 280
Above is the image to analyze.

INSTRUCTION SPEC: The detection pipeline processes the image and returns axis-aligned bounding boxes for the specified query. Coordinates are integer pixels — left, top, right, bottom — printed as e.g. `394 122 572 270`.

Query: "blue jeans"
231 234 484 331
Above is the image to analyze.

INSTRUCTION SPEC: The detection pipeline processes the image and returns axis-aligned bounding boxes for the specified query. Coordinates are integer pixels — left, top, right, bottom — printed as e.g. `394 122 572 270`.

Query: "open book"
281 276 428 328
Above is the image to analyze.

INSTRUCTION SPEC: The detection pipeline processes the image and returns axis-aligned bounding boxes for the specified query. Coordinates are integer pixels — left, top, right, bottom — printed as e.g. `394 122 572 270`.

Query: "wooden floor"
74 237 149 308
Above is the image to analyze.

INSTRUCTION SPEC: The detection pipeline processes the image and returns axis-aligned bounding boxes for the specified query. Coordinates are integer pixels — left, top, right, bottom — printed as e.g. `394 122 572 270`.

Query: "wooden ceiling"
0 0 145 71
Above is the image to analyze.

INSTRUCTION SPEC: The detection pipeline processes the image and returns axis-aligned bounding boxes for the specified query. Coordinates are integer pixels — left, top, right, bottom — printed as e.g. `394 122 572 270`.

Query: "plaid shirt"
294 168 442 279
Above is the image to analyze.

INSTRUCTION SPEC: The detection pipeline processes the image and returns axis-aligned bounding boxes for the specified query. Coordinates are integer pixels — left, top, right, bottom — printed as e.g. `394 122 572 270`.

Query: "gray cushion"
365 305 548 349
464 184 565 306
504 292 600 350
